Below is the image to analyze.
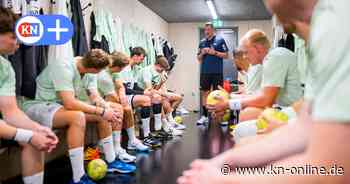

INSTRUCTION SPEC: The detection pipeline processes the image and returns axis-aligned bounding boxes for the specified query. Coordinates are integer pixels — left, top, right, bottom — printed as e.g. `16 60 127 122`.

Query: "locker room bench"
0 123 100 181
0 100 149 181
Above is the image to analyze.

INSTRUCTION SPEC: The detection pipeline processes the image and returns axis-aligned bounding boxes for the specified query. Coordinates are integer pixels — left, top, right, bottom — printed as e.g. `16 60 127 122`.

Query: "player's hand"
102 108 120 123
177 159 225 184
35 126 58 152
30 131 57 153
206 96 230 118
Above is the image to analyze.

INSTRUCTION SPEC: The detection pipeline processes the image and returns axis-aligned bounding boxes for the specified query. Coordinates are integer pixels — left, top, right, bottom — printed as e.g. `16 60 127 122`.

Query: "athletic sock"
126 127 136 143
100 136 116 163
68 147 85 183
23 172 44 184
141 118 151 137
162 118 171 132
167 112 176 124
112 131 122 152
154 114 162 131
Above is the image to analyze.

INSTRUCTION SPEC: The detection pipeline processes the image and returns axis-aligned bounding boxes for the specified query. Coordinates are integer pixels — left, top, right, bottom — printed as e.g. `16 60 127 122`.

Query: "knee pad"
140 106 151 119
152 103 162 114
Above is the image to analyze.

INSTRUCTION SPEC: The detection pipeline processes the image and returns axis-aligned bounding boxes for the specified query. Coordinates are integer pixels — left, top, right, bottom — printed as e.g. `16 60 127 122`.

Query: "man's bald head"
240 29 271 50
239 29 271 65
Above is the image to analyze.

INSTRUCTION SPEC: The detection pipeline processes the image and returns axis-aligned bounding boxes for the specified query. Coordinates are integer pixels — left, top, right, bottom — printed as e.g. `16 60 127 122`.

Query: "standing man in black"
197 22 229 125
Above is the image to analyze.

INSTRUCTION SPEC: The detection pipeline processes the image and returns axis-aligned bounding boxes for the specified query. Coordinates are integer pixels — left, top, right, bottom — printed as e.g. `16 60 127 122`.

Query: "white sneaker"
127 139 149 152
168 119 186 130
173 123 186 130
167 127 183 136
116 148 136 163
177 107 190 115
197 116 208 125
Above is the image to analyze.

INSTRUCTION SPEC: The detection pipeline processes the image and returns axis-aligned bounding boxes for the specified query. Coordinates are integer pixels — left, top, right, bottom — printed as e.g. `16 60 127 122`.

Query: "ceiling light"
206 0 218 20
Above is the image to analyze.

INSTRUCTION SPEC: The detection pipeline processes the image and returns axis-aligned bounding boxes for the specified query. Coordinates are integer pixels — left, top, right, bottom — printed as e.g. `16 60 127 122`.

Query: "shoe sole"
127 146 150 152
107 168 136 174
174 127 186 130
119 158 136 163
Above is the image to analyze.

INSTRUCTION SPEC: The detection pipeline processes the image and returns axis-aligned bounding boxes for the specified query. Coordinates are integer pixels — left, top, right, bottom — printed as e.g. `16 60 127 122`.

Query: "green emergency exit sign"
213 19 223 27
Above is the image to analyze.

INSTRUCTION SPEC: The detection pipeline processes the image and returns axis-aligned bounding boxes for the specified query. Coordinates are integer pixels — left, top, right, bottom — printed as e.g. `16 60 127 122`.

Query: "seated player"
0 7 58 184
208 29 303 122
23 49 136 184
233 50 249 93
82 74 142 163
93 51 149 156
155 65 186 130
137 56 183 136
233 49 262 95
110 47 162 147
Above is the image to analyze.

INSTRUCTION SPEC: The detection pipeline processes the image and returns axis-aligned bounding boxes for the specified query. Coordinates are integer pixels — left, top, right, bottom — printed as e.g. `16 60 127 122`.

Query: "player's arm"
87 89 108 108
58 91 104 115
114 79 126 97
0 120 17 140
240 86 280 109
0 96 59 149
0 96 43 131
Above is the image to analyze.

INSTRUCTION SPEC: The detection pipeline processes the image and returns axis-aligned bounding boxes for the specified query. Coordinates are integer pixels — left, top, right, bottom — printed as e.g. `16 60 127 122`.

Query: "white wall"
39 0 168 47
92 0 168 39
167 20 273 111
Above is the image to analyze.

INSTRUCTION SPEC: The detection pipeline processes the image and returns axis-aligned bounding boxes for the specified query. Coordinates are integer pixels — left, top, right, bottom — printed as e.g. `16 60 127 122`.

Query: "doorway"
198 27 239 113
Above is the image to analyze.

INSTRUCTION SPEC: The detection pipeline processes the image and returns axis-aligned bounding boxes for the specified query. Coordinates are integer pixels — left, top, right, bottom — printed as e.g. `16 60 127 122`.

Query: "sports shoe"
142 136 162 148
197 116 208 125
177 107 190 115
168 118 186 130
127 139 149 152
107 160 136 173
116 148 136 163
166 127 183 136
172 123 186 130
150 130 173 141
69 175 96 184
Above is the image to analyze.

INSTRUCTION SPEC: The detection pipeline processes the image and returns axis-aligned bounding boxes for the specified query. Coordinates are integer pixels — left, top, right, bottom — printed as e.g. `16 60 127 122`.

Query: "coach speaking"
197 22 229 125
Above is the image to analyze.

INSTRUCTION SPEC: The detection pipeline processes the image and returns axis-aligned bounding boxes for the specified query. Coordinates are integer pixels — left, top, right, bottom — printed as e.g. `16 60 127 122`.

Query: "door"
216 28 238 81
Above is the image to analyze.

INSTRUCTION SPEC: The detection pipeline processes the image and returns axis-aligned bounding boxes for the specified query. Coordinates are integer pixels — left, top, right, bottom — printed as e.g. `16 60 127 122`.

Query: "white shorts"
24 102 62 128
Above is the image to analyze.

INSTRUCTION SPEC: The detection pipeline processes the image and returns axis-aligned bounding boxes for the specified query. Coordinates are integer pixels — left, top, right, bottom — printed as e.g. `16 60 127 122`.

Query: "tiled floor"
4 114 235 184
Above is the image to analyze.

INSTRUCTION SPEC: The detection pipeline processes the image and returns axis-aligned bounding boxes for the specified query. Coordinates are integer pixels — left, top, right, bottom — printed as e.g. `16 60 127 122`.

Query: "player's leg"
24 102 88 183
85 113 136 174
121 105 149 152
132 95 162 148
52 108 88 183
198 74 211 125
163 97 186 131
151 94 163 132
